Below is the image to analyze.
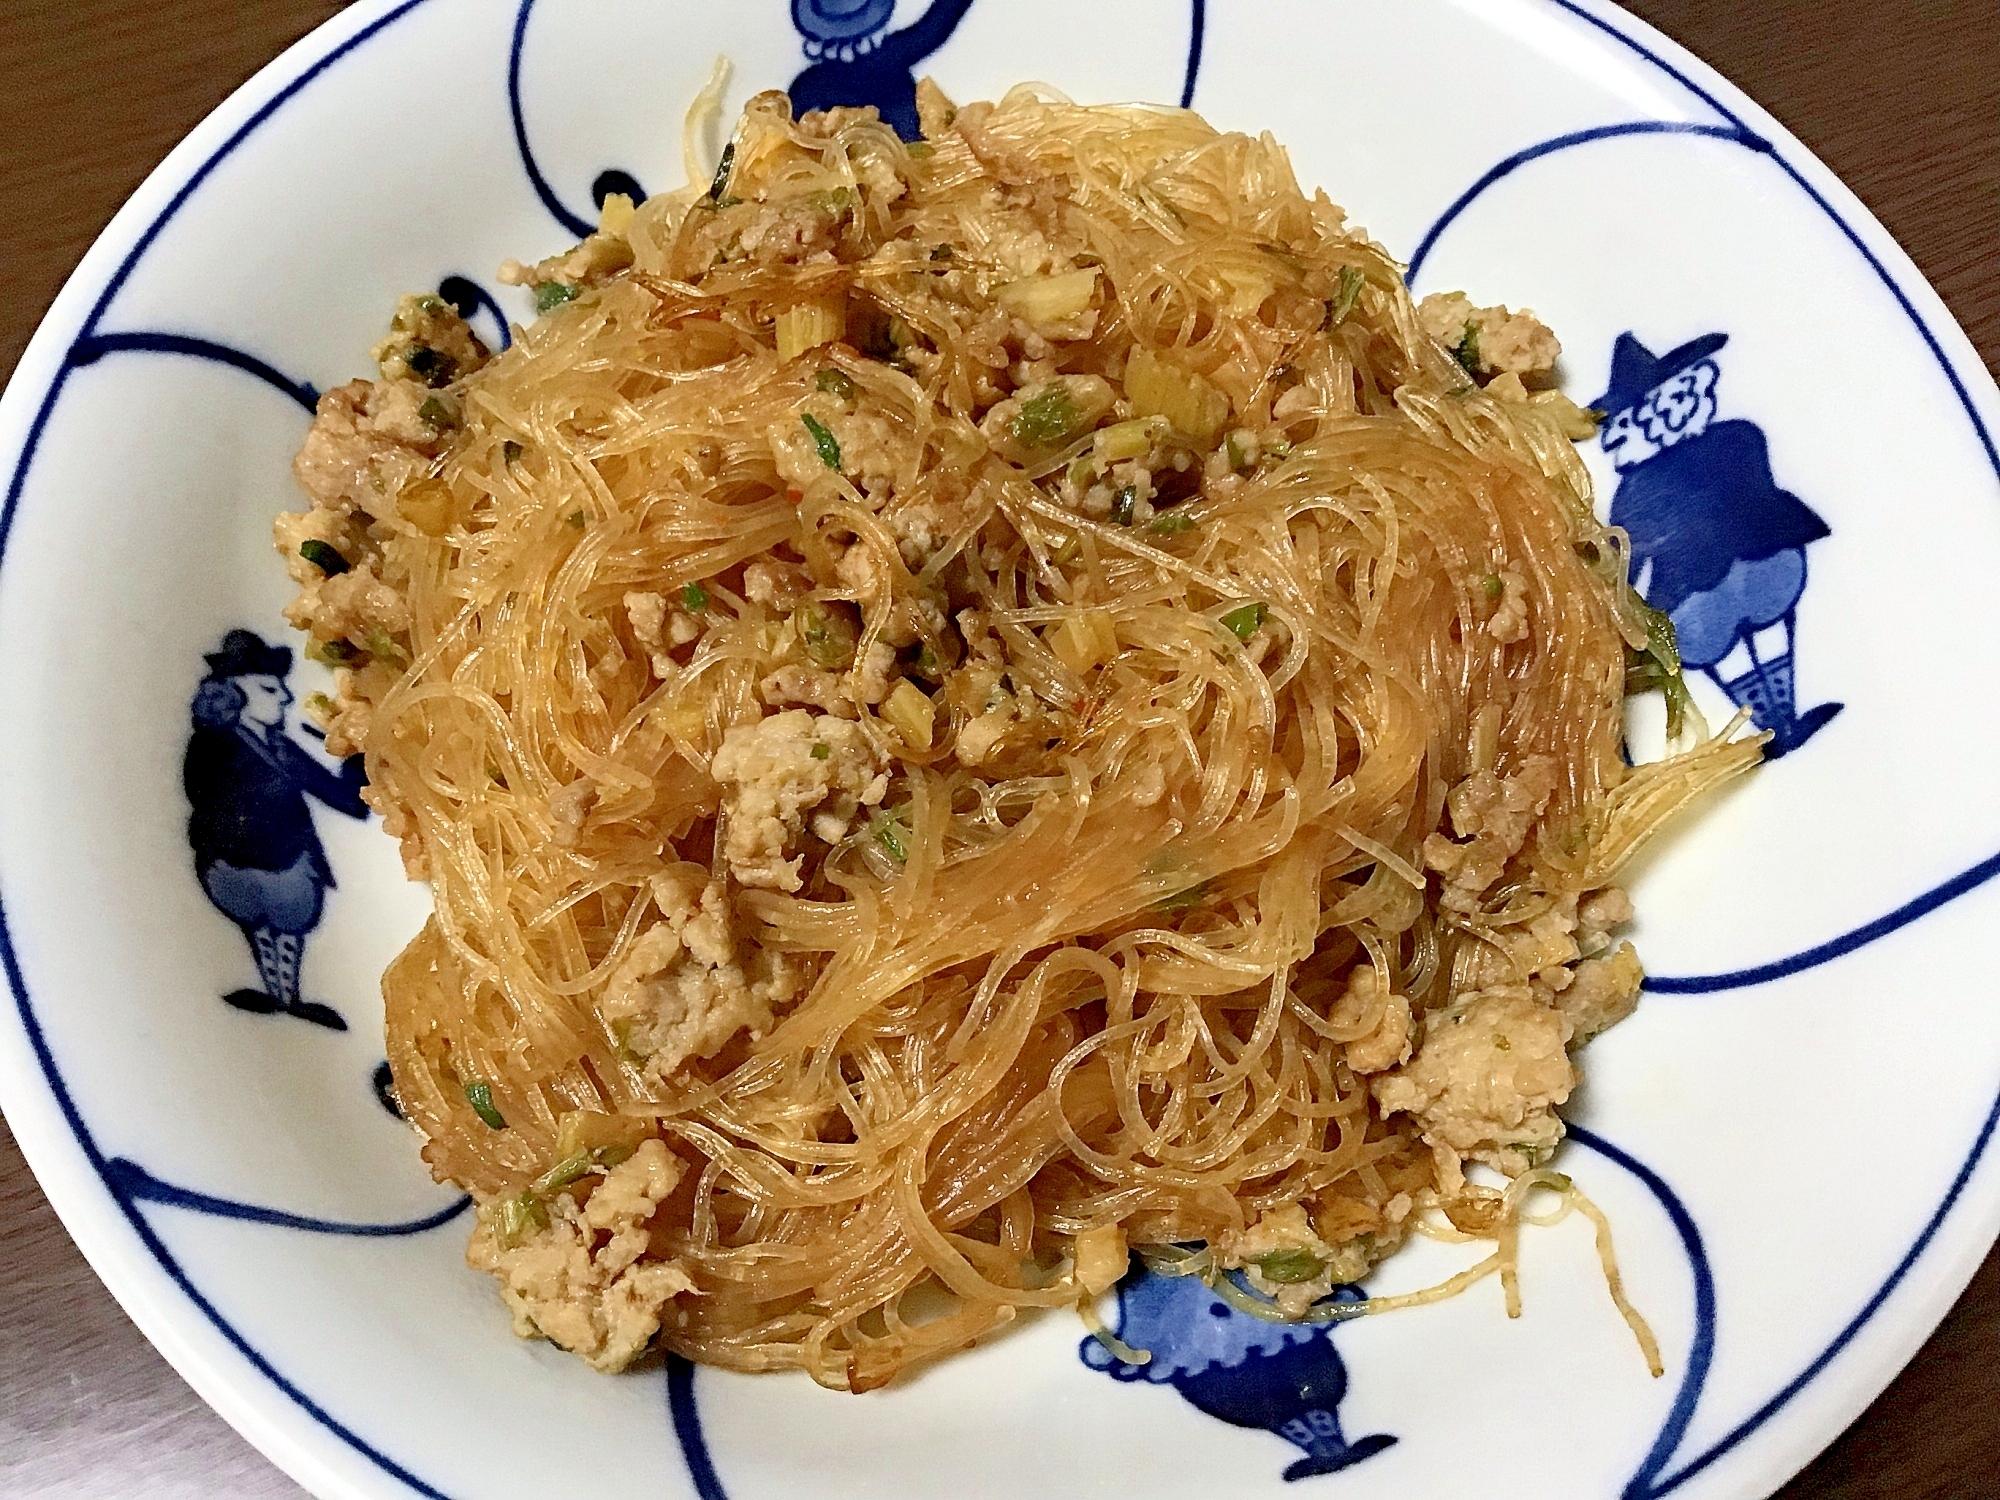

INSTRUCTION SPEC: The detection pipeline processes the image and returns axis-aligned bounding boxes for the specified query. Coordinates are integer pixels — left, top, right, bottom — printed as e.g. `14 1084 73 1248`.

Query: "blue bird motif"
1081 1265 1397 1482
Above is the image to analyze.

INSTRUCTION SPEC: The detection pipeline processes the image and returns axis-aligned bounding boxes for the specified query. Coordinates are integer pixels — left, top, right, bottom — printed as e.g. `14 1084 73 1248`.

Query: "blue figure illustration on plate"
184 629 369 1031
1081 1267 1396 1483
788 0 976 138
1597 332 1842 757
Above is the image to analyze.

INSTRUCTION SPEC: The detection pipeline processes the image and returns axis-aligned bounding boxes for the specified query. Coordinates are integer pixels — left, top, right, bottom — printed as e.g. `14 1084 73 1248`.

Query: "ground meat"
978 374 1116 466
1487 569 1529 644
1417 291 1561 383
1372 983 1575 1176
1422 756 1559 912
369 293 489 389
709 711 888 890
851 639 898 705
465 1139 693 1372
1219 1203 1340 1318
1329 966 1414 1074
772 402 903 501
548 776 597 849
600 869 804 1078
759 664 855 715
737 197 845 266
1557 941 1643 1043
281 562 409 650
290 378 439 517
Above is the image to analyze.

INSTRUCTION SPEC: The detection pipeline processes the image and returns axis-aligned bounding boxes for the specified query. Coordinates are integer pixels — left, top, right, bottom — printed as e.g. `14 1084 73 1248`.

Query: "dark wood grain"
0 3 1993 1497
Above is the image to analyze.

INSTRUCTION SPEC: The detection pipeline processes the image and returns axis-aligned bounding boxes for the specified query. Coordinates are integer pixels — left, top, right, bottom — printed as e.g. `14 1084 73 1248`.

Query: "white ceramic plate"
3 3 1996 1497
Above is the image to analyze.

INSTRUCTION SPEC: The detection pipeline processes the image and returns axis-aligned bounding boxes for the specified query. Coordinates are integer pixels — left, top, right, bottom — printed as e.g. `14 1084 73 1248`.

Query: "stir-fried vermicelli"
276 82 1758 1388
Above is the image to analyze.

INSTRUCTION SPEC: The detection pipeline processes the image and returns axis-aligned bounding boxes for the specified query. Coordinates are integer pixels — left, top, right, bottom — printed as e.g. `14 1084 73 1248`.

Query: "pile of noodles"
321 84 1758 1389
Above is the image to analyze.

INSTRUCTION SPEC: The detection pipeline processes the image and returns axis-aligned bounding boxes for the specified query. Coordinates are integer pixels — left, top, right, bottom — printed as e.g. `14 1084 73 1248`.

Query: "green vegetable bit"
1624 601 1692 738
463 1080 506 1130
1329 265 1365 327
707 141 736 202
801 412 843 470
311 638 358 665
907 142 936 160
1481 573 1504 600
501 439 523 464
565 510 586 529
417 396 457 430
299 539 349 576
1110 485 1138 527
534 280 579 313
1220 602 1267 640
810 741 830 760
797 599 859 670
1256 1248 1326 1284
530 1151 595 1198
404 345 456 387
871 809 909 863
362 625 409 667
1454 322 1481 376
1154 879 1211 914
1148 512 1197 535
1011 385 1083 448
495 1192 548 1249
682 581 709 612
815 367 857 400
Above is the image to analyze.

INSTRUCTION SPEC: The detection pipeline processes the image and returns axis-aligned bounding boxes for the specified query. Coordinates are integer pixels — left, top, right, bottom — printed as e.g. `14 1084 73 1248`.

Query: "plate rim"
0 2 1996 1498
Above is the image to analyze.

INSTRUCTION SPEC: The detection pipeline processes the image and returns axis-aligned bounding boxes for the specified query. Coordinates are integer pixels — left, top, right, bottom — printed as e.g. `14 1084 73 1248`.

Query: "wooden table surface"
0 2 1994 1496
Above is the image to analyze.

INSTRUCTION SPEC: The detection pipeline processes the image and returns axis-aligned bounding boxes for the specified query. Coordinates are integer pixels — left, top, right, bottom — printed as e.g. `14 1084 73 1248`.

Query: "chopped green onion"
682 581 709 612
311 638 358 665
501 439 523 463
907 142 936 160
1154 879 1211 914
806 186 854 214
801 413 842 470
1012 385 1083 448
495 1192 548 1248
1224 432 1249 472
1256 1248 1325 1284
464 1080 506 1130
565 510 586 529
417 396 457 430
1148 512 1197 535
707 141 736 202
299 539 349 576
1220 602 1267 640
1329 265 1365 327
530 1151 594 1197
304 691 337 720
810 741 830 760
534 280 579 313
1493 1034 1511 1051
362 626 408 667
796 600 859 670
1482 573 1504 600
1625 601 1691 738
404 345 455 387
1110 485 1137 527
1454 322 1481 376
814 367 857 400
871 810 909 863
929 243 953 261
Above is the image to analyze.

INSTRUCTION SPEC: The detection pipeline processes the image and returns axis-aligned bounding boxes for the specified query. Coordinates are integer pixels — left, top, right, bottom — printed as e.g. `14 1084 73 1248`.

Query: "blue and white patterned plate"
2 3 1996 1497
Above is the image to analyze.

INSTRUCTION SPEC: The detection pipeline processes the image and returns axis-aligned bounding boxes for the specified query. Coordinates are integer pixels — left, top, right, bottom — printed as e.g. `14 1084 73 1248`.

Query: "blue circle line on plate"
67 331 322 413
1567 1124 1718 1500
668 1355 730 1500
508 0 598 240
0 1 1991 1496
103 1156 471 1237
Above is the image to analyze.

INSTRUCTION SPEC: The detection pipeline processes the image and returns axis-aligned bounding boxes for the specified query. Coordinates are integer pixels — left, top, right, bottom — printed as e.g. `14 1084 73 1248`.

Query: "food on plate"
275 81 1759 1389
